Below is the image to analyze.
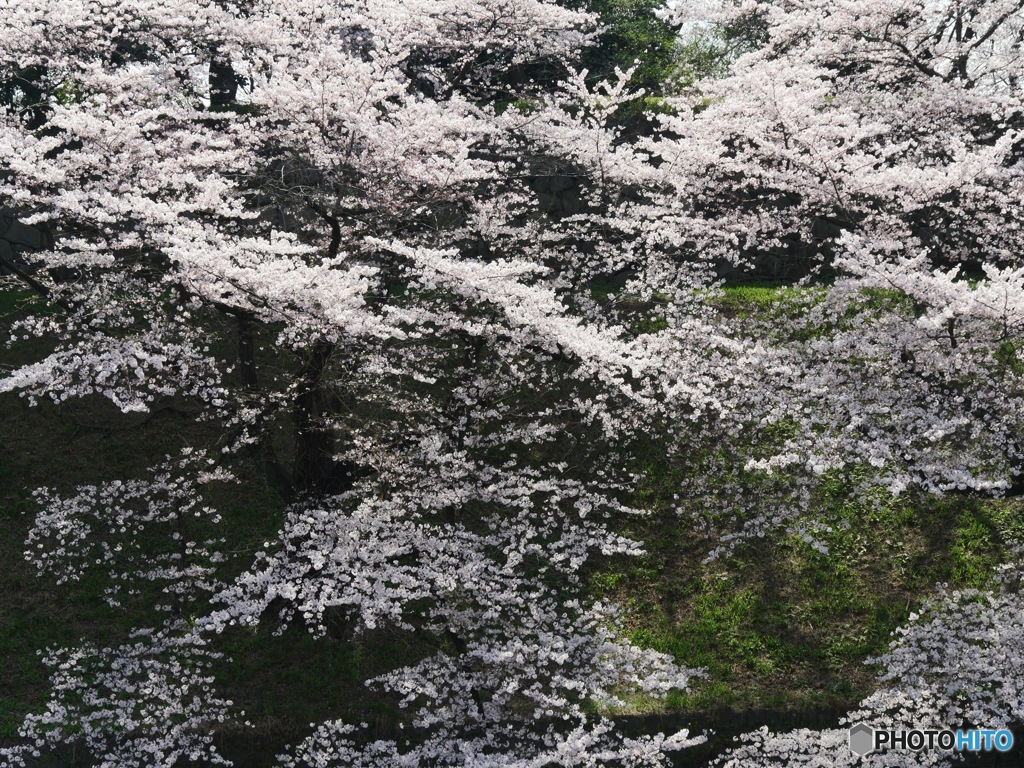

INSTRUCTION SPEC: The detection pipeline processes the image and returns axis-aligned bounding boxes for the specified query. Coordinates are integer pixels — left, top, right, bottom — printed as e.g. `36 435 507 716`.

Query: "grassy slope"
596 488 1019 714
597 282 1022 715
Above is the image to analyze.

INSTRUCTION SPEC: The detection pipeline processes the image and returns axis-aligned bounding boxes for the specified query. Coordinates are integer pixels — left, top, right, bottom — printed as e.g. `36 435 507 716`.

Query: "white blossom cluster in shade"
713 549 1024 767
279 718 704 768
0 629 235 768
200 438 705 763
25 449 233 607
282 720 704 768
1 277 226 412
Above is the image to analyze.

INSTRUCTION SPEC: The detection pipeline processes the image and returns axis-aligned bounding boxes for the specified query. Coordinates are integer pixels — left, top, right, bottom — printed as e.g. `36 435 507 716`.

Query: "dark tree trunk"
237 313 259 389
233 312 294 501
292 339 337 495
209 47 240 108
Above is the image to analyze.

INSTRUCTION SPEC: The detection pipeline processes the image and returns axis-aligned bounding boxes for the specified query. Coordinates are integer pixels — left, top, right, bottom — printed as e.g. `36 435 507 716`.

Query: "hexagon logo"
849 723 875 756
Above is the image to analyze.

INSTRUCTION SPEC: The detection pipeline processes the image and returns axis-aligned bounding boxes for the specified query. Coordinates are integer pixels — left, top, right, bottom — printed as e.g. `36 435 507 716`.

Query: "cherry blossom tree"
4 0 1024 764
657 0 1024 271
644 1 1024 760
0 0 718 765
647 0 1024 548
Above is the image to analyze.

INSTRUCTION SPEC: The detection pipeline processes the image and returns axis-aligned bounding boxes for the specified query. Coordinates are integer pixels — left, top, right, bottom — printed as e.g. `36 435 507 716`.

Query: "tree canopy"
1 0 1023 766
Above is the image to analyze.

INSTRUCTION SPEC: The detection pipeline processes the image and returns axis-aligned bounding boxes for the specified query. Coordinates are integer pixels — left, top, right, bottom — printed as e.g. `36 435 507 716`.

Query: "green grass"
0 285 44 316
717 282 798 311
594 468 1021 717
